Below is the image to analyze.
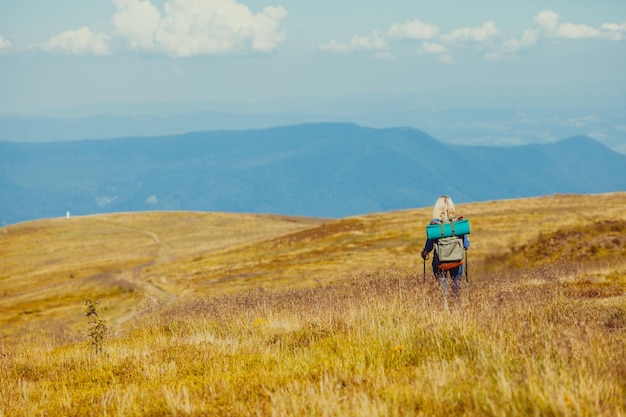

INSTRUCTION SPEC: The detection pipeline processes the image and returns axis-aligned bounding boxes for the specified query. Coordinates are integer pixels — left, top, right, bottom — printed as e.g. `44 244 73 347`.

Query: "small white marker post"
66 211 71 219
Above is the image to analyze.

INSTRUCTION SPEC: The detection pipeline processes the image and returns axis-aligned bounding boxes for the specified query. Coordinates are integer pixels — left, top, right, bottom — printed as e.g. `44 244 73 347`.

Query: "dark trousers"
433 264 463 304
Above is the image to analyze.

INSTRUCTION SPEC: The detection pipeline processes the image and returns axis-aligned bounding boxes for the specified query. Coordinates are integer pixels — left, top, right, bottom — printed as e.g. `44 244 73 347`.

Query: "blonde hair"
432 195 456 220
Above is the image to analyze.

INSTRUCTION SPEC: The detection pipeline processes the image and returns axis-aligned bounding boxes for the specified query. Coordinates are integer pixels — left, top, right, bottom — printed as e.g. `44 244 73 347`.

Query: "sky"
0 0 625 116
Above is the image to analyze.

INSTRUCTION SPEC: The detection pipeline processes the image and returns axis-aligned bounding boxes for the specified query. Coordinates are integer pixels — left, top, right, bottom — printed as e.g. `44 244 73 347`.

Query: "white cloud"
497 11 626 57
322 11 624 62
113 0 288 56
416 41 448 55
112 0 161 51
556 23 601 39
146 195 158 205
534 10 559 34
534 10 626 41
41 27 110 55
600 23 626 41
0 35 12 54
387 19 438 40
319 31 388 55
349 31 387 51
416 42 453 64
441 20 499 43
320 18 437 57
556 21 626 40
500 27 541 54
496 11 555 55
318 40 350 54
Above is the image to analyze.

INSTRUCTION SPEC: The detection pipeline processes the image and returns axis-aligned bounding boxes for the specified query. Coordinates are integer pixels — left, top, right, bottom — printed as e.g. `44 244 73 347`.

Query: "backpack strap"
439 217 456 238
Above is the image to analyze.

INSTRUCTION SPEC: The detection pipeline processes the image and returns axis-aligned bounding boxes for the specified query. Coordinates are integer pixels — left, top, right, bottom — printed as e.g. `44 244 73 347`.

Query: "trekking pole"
464 249 470 296
423 257 426 283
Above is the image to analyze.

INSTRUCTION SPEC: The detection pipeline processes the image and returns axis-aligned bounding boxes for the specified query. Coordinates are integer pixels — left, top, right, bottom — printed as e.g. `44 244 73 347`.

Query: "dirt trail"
94 220 180 327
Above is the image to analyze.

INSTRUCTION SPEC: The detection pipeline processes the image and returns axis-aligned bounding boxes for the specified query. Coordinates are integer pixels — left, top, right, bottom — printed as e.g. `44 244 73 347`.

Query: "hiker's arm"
421 239 434 259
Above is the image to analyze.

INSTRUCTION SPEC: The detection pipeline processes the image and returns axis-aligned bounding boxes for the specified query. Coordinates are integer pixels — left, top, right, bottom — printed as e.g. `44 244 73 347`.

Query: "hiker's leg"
433 268 449 309
451 266 463 303
433 268 448 290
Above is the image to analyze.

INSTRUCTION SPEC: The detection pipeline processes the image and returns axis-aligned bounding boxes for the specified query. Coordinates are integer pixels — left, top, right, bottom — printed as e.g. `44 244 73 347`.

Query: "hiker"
421 195 470 304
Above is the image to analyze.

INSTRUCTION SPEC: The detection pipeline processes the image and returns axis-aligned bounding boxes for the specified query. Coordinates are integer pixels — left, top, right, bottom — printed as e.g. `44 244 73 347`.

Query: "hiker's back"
420 195 472 304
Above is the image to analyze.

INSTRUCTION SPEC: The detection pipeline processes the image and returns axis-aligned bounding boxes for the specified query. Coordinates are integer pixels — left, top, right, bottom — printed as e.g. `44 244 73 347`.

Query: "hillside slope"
1 192 625 346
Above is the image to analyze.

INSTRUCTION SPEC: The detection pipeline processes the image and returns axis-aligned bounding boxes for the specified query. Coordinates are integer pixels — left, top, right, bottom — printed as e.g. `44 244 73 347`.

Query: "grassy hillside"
1 193 625 416
0 211 325 343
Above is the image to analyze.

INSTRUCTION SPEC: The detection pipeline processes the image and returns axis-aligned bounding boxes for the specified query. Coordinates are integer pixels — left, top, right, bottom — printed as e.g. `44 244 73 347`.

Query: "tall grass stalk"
1 265 624 416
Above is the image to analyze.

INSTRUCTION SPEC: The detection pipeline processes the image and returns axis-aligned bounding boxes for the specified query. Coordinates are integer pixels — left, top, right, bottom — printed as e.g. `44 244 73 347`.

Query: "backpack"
429 217 466 263
434 235 464 262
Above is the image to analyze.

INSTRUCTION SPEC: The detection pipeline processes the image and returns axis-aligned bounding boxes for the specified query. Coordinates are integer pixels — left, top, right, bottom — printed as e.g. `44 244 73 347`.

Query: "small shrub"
85 299 107 354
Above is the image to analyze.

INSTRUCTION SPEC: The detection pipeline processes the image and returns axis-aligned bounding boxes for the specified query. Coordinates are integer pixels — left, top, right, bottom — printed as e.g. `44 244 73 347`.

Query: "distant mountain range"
2 88 626 154
1 122 625 225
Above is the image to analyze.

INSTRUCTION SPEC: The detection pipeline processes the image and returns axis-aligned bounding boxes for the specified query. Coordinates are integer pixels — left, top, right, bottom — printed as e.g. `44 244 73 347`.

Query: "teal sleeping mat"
426 218 470 239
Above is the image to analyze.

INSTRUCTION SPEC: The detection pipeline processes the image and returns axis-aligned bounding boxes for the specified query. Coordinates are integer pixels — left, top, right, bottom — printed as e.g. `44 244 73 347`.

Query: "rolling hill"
1 193 625 416
1 123 625 225
1 192 625 346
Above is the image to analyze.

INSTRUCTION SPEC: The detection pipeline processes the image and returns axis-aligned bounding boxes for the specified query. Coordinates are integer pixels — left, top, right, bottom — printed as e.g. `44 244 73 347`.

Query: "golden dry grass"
1 263 625 416
0 211 324 343
0 192 625 416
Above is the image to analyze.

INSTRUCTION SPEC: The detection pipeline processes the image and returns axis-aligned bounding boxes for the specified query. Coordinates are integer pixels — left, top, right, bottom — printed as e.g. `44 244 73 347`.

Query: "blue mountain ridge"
1 123 625 225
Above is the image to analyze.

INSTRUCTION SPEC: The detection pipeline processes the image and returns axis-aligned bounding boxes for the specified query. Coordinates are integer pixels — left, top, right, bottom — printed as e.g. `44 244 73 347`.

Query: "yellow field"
1 193 625 416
